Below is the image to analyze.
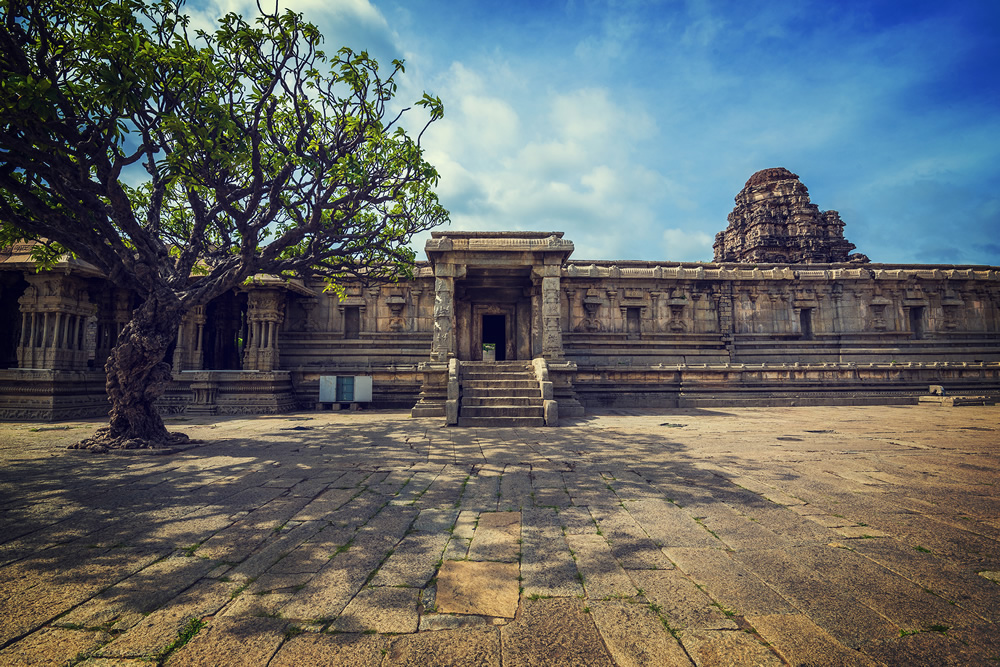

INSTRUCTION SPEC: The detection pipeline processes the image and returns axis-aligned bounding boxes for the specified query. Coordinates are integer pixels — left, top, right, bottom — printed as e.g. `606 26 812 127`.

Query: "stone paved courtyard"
1 405 998 666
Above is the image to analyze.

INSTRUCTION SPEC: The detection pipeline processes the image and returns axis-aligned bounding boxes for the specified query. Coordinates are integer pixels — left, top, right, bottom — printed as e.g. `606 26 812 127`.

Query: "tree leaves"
0 0 449 306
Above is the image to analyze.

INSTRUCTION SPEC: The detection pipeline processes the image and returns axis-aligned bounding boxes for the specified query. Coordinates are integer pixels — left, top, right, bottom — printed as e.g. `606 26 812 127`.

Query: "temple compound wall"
1 168 998 421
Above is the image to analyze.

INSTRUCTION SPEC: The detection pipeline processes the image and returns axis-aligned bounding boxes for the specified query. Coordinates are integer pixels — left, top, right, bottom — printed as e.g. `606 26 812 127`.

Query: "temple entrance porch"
412 231 578 421
456 268 532 362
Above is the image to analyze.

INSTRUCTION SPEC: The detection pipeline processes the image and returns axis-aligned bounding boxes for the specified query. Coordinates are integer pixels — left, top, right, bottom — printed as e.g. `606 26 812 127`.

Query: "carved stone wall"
2 221 999 421
714 168 868 264
559 262 1000 369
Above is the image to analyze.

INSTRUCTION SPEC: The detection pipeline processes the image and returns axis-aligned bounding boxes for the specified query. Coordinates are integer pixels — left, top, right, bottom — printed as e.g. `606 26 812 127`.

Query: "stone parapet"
0 369 108 421
564 262 1000 282
410 362 450 418
572 362 1000 409
159 371 298 416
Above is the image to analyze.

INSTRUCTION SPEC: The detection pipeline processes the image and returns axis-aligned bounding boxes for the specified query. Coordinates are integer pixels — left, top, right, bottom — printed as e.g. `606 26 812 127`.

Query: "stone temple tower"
713 167 869 264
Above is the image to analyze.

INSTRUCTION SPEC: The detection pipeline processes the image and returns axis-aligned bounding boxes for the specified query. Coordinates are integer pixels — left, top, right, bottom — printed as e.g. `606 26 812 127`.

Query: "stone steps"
457 415 546 428
463 380 540 390
460 405 544 418
458 362 545 427
462 387 542 399
462 373 534 382
462 397 539 407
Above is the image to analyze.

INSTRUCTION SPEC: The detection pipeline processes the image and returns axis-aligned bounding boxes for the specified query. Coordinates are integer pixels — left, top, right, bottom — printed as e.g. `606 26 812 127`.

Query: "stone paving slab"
679 628 784 666
521 509 584 598
565 533 637 599
629 569 737 632
588 599 694 666
467 511 521 562
436 559 520 618
98 579 238 658
330 585 420 633
0 405 998 665
665 546 798 617
385 626 501 666
370 530 450 587
747 613 882 666
268 632 389 667
165 616 287 666
61 554 217 631
792 542 984 633
500 598 616 666
0 626 109 666
590 504 675 570
732 546 900 648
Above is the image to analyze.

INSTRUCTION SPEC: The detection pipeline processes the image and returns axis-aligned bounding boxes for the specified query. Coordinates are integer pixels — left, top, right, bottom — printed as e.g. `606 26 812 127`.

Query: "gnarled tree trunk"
72 296 188 452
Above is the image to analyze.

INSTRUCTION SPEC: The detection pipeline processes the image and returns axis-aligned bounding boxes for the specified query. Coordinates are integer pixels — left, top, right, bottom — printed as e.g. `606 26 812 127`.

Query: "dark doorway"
0 273 26 368
909 306 924 340
482 314 506 361
799 308 814 339
626 307 641 336
203 291 247 370
344 306 360 339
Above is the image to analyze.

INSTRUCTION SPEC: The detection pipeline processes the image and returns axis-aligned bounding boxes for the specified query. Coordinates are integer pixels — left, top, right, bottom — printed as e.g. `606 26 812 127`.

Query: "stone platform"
1 407 998 665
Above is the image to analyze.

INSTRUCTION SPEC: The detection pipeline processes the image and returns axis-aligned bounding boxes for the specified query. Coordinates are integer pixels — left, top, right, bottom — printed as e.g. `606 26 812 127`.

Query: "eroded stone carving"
714 167 869 264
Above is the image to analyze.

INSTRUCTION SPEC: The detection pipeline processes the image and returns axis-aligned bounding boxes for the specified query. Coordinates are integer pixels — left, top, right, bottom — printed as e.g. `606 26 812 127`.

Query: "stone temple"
0 168 997 424
714 168 868 264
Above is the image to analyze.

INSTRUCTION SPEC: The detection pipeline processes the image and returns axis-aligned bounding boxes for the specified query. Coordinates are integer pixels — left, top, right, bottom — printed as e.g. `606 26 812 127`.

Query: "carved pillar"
366 287 381 333
431 271 456 361
300 298 318 332
242 289 285 371
542 275 564 358
432 276 454 360
172 320 185 372
172 306 206 372
565 288 576 332
650 291 662 332
16 273 96 370
93 288 132 367
533 264 564 360
410 287 423 332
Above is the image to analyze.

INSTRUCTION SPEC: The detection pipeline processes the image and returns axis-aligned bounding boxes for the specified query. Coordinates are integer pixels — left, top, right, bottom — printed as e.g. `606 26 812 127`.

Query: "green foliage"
0 0 448 304
160 616 205 658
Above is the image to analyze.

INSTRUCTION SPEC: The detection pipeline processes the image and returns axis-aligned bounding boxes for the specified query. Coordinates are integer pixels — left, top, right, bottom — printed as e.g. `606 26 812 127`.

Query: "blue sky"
192 0 1000 265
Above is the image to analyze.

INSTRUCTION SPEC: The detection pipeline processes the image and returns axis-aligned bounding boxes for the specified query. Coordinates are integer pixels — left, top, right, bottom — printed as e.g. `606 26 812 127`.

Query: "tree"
0 0 448 450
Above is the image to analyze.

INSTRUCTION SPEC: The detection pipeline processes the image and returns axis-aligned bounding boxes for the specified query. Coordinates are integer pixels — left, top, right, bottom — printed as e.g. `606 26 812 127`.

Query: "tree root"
69 427 194 453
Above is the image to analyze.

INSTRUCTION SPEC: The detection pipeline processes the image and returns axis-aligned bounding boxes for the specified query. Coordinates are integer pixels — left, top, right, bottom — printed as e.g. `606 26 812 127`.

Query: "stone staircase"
458 361 545 427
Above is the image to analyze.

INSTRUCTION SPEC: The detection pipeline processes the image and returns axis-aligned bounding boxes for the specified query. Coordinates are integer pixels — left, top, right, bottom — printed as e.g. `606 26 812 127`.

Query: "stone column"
430 263 463 361
172 321 185 372
242 289 285 371
410 287 422 332
535 265 565 360
93 288 132 368
565 288 576 332
172 306 206 372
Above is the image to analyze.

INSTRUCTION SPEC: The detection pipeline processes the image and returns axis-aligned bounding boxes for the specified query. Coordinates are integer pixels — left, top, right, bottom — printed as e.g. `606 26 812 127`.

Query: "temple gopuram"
1 168 998 424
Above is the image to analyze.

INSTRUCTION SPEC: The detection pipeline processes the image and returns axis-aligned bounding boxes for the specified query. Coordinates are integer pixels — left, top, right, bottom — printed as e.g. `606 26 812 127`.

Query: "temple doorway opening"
202 291 247 370
0 273 26 368
482 314 506 361
909 306 925 340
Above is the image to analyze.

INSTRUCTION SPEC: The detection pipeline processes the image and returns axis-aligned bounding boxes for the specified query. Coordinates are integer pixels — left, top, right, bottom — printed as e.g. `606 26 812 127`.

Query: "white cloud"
184 0 1000 266
192 0 402 64
414 59 674 260
662 227 714 262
